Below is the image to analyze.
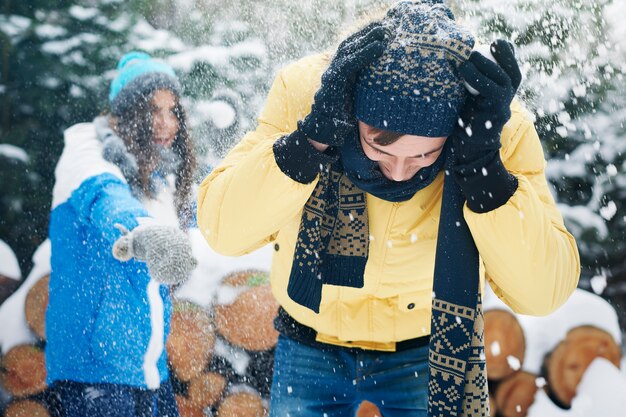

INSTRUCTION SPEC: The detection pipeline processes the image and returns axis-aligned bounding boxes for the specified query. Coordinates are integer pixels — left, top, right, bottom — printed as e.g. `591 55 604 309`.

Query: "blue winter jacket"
46 122 172 389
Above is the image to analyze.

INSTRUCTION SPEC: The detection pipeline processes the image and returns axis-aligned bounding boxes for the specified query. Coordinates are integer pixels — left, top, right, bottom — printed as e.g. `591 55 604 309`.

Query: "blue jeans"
53 380 179 417
270 335 428 417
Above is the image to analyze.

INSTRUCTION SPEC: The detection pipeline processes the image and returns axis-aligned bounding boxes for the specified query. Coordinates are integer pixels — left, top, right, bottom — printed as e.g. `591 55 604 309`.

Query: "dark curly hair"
114 90 196 228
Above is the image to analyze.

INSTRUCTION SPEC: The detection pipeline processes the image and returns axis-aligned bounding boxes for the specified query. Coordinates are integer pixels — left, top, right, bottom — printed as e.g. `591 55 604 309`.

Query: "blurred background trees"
456 0 626 299
455 0 626 334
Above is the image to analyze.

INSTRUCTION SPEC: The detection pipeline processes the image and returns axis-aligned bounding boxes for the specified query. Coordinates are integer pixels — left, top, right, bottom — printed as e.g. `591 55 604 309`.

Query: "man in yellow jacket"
197 1 580 416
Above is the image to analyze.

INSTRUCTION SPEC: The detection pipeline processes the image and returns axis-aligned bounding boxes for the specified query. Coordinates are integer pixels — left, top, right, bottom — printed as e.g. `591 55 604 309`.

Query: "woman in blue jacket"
46 52 197 417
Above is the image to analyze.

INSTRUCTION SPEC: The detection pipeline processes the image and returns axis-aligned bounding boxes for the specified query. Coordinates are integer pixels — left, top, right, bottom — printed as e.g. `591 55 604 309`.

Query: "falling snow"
1 1 626 415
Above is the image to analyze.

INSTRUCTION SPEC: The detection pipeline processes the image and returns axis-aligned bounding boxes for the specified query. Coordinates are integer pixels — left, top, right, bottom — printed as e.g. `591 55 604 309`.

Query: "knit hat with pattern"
354 0 474 137
109 51 181 116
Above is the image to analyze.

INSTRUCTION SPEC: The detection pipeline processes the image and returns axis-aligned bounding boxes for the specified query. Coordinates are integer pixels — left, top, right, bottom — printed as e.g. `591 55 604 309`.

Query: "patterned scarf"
286 133 489 416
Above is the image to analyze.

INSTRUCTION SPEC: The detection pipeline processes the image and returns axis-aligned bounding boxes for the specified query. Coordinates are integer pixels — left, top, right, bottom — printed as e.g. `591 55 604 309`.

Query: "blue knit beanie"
109 51 181 116
354 0 475 137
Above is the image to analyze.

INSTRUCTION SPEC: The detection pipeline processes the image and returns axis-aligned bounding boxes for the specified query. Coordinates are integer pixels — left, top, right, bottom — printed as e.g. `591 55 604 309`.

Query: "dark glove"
298 22 387 147
454 40 522 166
452 40 522 213
112 224 197 286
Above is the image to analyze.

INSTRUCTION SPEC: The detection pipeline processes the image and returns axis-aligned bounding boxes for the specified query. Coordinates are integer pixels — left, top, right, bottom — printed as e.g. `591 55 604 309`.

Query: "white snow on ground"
0 240 21 280
527 390 570 417
0 240 51 354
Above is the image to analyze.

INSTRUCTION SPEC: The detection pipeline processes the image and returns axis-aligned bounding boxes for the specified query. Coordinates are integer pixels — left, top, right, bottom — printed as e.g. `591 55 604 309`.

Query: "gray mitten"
112 224 197 285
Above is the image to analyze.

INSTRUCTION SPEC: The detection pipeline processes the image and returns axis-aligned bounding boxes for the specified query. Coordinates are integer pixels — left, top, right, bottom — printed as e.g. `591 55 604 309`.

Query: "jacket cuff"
453 152 518 213
273 130 337 184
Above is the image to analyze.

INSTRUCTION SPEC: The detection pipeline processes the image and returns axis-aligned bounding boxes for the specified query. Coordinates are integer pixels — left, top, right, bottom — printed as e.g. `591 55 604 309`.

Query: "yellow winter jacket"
197 54 580 351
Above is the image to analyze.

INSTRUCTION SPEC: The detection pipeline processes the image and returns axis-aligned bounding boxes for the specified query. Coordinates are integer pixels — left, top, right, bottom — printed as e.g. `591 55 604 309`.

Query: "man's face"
358 121 447 182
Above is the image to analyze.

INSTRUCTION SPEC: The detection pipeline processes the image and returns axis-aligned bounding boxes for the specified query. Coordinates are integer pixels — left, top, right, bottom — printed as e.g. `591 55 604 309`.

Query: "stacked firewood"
169 269 278 417
483 308 533 417
11 268 623 417
169 267 389 417
0 268 281 417
0 274 57 417
483 288 623 417
0 267 280 417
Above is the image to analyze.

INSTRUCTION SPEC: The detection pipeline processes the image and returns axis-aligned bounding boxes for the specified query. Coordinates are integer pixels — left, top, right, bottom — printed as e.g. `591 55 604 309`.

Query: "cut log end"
167 301 215 381
546 325 622 408
25 274 49 340
484 309 525 380
187 371 226 409
0 344 47 397
494 371 538 417
4 399 50 417
217 391 268 417
174 395 205 417
356 400 381 417
215 284 279 351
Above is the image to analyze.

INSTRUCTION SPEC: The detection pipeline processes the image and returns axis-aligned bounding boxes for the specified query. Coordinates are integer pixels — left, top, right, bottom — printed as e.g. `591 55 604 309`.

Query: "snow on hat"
109 51 181 116
0 239 21 280
354 0 475 136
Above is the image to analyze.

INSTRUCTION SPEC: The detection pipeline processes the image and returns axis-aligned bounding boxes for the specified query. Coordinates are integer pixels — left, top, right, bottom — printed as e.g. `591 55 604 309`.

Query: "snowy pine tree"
454 0 626 280
168 18 269 160
1 1 139 272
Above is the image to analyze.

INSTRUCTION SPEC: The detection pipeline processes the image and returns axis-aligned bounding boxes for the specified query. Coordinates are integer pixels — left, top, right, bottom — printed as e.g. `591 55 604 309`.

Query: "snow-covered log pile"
0 241 56 417
170 269 276 417
2 234 625 416
483 285 626 417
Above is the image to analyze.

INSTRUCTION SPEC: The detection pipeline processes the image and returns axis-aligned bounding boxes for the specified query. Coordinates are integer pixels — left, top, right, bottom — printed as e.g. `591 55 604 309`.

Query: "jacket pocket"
395 290 432 341
397 289 430 313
